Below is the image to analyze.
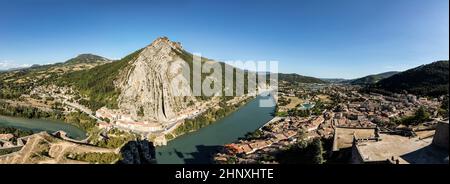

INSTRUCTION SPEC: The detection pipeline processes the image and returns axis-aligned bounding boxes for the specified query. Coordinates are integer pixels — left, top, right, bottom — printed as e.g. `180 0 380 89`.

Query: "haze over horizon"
0 0 448 79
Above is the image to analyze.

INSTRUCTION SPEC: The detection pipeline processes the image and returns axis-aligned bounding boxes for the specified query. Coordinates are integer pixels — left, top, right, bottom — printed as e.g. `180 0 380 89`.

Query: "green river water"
0 95 275 164
0 115 87 140
156 95 276 164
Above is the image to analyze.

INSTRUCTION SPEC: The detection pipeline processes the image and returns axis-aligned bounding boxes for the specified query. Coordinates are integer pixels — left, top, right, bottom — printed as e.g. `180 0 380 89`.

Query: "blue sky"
0 0 448 78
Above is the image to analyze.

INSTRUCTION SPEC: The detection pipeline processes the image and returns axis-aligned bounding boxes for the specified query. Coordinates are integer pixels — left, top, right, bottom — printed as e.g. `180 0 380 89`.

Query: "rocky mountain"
348 71 399 85
114 37 274 122
2 36 322 124
57 37 265 123
115 37 198 122
371 60 449 97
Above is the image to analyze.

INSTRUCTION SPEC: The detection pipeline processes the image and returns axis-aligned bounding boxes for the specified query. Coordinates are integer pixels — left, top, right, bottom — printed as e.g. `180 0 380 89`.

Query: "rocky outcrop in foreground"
119 140 156 164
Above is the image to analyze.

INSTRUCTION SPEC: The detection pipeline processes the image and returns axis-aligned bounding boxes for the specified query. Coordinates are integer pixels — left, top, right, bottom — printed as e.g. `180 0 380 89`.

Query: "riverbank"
163 96 255 142
155 95 276 164
0 115 87 140
0 100 97 134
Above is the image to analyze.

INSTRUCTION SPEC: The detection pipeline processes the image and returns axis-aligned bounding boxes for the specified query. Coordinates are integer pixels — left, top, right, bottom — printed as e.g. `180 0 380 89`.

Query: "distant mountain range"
345 71 400 85
321 71 400 85
279 73 327 84
0 54 111 72
321 78 347 83
0 66 33 72
371 60 449 97
2 38 447 100
319 60 449 97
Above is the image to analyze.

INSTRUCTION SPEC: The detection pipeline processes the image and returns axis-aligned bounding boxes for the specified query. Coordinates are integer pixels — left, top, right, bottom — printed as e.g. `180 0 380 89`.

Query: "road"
62 100 101 121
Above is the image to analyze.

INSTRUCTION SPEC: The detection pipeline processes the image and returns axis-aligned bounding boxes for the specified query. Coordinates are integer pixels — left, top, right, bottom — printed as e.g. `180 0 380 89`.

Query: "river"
156 95 276 164
0 115 87 140
0 95 275 163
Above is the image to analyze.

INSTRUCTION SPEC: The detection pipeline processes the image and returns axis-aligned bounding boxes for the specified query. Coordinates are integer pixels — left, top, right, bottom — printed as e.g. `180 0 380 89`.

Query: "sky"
0 0 448 79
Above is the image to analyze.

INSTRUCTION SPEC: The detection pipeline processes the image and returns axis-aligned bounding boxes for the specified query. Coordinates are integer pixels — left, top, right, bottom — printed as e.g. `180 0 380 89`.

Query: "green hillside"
56 49 143 111
349 71 399 85
372 60 449 97
279 73 327 84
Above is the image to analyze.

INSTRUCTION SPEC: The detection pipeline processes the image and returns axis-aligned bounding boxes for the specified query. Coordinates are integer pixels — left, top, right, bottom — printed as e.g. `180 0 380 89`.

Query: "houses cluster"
95 107 163 132
214 115 327 163
324 86 447 163
324 85 442 129
94 101 218 134
215 83 448 164
115 121 163 132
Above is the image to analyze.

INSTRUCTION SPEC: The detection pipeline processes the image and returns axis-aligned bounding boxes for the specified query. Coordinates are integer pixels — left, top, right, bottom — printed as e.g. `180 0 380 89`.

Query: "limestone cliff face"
116 37 195 123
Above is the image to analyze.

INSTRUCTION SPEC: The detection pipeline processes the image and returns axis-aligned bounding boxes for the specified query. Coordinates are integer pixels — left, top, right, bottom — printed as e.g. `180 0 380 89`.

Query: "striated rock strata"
116 37 196 123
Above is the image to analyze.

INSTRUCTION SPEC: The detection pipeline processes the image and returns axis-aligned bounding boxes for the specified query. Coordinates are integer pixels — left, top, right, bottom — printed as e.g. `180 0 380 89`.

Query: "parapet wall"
432 121 449 149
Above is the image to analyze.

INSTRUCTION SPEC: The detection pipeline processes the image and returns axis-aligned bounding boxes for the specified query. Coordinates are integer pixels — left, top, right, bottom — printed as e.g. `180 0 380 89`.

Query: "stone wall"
432 121 449 149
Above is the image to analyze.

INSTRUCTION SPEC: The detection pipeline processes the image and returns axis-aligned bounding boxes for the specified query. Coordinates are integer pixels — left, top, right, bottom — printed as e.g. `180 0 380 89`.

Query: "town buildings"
215 83 448 164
